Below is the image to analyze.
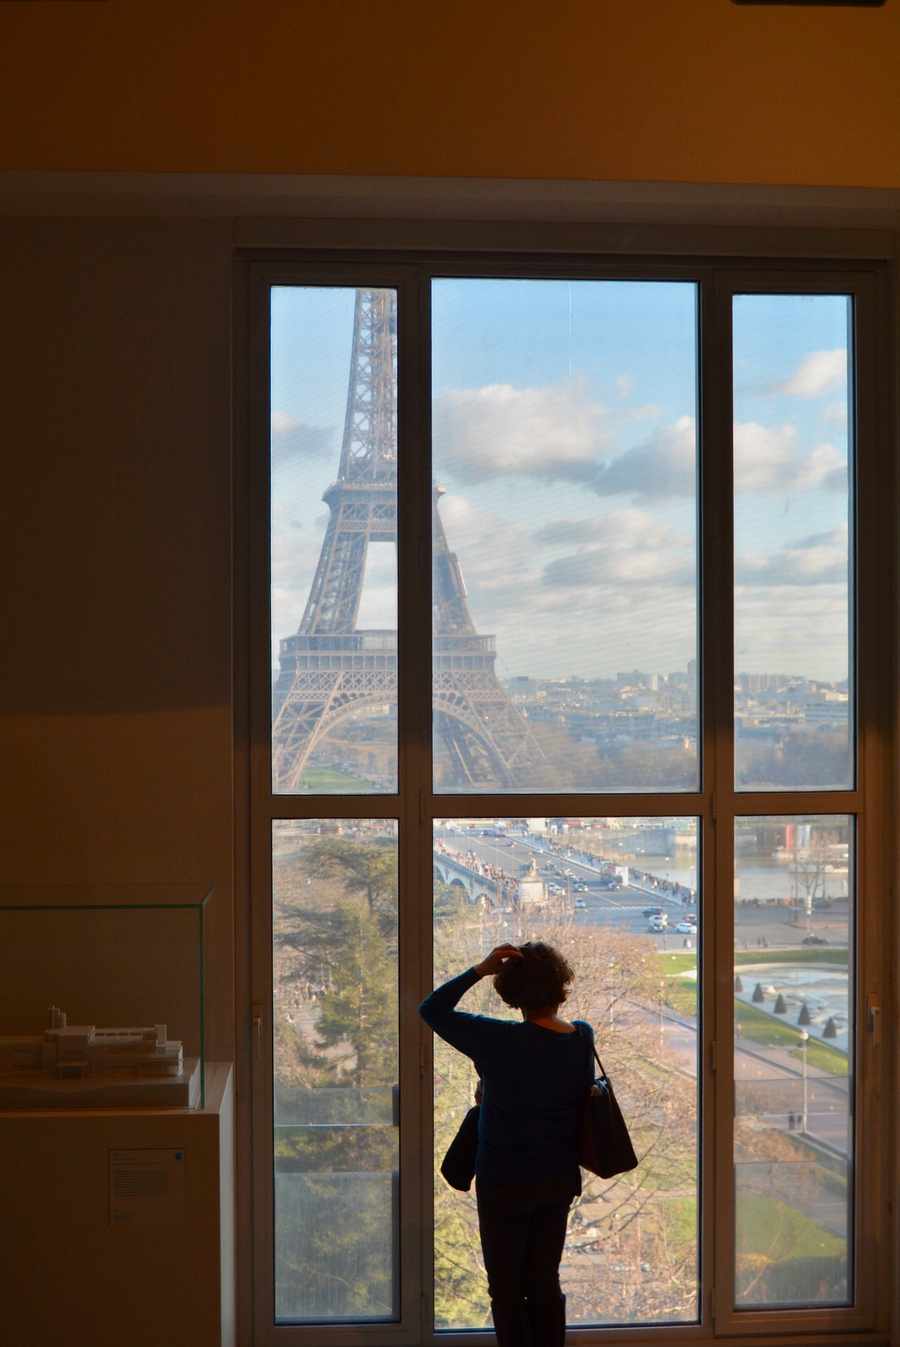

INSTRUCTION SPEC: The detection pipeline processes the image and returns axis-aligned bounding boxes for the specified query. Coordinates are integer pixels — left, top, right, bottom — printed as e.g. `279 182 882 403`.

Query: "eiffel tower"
272 287 541 791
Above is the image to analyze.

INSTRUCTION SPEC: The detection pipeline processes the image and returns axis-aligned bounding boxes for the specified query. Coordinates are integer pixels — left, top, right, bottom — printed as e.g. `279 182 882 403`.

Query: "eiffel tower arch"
272 288 542 792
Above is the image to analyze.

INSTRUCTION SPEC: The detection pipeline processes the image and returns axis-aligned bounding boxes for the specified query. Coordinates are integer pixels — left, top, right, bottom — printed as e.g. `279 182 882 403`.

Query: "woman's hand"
474 944 523 977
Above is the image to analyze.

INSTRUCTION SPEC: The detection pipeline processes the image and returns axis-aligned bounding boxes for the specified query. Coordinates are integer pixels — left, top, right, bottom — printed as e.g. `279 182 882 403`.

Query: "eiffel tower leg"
272 673 345 791
273 670 399 791
434 677 546 790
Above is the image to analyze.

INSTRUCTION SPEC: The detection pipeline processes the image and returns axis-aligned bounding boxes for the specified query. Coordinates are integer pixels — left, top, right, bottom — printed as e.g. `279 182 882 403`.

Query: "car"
675 921 696 934
574 898 587 910
573 881 588 892
801 935 828 946
647 915 668 932
643 906 664 919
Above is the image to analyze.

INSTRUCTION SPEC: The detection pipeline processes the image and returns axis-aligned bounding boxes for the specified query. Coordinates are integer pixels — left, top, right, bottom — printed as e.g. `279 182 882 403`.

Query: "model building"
0 1005 184 1079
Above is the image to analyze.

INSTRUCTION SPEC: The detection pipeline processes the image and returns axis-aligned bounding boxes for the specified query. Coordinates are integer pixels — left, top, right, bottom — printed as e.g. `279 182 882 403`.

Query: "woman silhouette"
420 941 594 1347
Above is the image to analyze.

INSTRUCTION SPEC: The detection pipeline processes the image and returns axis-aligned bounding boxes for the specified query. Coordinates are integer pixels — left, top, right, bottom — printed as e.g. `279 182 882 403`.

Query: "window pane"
271 287 398 794
432 817 699 1327
733 295 853 790
273 820 399 1322
733 816 853 1309
432 280 699 793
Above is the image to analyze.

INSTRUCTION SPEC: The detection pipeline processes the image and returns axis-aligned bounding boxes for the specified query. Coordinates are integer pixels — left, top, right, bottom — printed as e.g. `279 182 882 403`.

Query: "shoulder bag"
576 1023 639 1179
440 1104 480 1191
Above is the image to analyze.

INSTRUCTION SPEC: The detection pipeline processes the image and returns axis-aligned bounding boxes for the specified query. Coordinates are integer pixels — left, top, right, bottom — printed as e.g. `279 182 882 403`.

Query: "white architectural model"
0 1005 184 1080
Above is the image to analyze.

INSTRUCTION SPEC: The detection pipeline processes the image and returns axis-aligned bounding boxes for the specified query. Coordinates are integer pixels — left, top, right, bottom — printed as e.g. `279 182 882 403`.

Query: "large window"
248 260 889 1346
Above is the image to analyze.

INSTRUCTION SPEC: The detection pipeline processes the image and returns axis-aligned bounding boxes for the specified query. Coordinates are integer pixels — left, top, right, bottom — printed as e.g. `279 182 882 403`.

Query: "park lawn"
662 979 698 1018
735 947 848 968
736 1000 813 1049
660 949 847 972
788 1039 849 1076
659 980 848 1075
658 953 698 1016
659 952 697 976
737 1192 844 1261
658 953 849 1074
299 765 371 791
736 1003 848 1074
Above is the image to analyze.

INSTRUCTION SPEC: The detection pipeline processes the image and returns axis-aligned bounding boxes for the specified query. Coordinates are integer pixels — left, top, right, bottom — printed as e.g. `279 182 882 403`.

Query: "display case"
0 883 209 1109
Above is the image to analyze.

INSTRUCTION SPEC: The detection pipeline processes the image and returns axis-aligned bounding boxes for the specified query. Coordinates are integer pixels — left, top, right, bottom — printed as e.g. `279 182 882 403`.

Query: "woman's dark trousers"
476 1179 573 1347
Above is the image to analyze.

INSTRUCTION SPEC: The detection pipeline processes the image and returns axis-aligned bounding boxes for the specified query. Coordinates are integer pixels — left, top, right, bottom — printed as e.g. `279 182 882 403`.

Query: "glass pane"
733 295 853 790
271 287 398 794
273 820 399 1322
733 816 853 1309
432 817 699 1327
431 280 699 793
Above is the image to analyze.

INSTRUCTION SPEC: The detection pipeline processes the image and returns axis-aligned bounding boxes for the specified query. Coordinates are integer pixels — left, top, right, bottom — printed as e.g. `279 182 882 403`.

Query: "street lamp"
799 1029 809 1134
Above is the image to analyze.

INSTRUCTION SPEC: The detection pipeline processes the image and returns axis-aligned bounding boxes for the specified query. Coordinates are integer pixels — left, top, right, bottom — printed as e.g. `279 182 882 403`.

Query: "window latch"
866 993 881 1046
251 1002 265 1058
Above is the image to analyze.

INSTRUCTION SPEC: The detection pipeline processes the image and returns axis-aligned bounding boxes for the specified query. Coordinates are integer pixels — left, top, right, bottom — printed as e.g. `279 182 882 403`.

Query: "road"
434 826 847 949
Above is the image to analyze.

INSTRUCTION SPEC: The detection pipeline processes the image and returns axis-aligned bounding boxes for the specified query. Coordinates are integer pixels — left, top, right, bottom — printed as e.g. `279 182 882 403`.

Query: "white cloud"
737 526 848 588
615 373 635 399
823 400 848 427
434 378 608 484
434 494 697 676
735 586 848 679
793 442 847 492
538 508 693 590
591 416 696 500
437 387 845 504
271 410 301 435
733 423 847 494
269 412 334 467
542 545 693 589
733 421 797 491
534 508 675 550
780 348 847 398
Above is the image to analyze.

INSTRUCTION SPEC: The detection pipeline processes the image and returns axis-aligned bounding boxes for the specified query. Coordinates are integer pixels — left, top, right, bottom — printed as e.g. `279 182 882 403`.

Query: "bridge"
433 850 507 904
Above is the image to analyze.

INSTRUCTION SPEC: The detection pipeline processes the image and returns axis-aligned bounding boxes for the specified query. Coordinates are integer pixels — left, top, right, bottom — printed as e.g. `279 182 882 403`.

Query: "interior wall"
0 196 896 1345
2 0 900 188
0 218 235 1058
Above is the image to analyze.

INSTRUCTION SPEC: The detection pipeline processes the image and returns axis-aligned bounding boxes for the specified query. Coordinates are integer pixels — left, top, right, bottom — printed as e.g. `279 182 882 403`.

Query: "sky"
269 282 850 684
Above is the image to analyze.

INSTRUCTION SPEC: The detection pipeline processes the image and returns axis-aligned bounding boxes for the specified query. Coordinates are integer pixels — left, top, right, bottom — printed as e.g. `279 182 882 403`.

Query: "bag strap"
576 1021 607 1079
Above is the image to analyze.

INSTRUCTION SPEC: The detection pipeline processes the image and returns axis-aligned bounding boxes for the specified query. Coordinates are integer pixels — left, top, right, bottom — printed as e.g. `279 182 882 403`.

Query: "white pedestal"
0 1055 202 1110
2 1061 234 1347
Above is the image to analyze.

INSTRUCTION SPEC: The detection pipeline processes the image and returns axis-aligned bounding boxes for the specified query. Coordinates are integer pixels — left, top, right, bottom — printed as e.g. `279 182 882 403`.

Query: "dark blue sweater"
419 967 595 1189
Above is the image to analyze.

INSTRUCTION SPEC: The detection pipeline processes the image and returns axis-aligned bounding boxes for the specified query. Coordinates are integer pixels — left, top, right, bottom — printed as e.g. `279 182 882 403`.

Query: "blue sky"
270 282 850 683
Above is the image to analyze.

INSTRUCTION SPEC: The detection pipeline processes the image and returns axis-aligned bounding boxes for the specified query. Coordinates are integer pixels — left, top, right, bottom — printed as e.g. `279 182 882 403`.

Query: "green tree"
314 896 397 1089
272 831 400 1320
302 835 398 941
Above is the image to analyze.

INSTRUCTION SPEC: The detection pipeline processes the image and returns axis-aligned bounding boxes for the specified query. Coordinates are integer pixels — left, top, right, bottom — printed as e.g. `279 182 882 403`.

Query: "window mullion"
396 271 436 1345
701 270 737 1334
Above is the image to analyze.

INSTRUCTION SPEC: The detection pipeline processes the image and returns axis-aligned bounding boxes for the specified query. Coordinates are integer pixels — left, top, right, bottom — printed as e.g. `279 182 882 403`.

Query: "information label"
109 1148 186 1226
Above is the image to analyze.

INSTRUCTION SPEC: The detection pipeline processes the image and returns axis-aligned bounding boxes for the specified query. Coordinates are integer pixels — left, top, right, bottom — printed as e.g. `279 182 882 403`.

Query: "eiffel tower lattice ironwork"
272 287 542 791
